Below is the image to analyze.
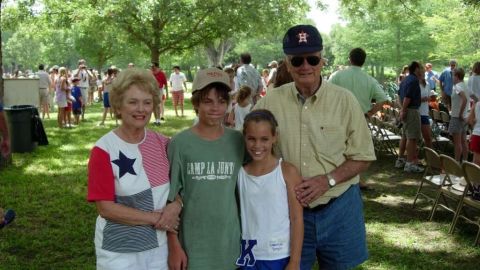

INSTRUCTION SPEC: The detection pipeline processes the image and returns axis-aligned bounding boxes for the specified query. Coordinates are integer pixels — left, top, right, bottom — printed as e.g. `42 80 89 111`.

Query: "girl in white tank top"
236 109 303 270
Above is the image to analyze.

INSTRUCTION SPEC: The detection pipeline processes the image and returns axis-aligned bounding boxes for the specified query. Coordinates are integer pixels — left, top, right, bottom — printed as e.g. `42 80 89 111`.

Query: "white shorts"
96 243 167 270
80 87 88 105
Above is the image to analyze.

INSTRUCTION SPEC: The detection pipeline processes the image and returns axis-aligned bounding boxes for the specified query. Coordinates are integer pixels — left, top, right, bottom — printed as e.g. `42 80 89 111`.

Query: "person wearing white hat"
428 90 440 111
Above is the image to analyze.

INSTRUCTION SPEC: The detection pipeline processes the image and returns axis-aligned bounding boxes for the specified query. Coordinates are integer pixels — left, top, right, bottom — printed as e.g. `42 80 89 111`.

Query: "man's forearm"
330 160 371 185
402 97 411 110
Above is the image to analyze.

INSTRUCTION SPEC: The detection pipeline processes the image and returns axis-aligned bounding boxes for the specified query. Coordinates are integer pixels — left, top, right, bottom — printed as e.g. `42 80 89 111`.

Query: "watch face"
329 178 336 187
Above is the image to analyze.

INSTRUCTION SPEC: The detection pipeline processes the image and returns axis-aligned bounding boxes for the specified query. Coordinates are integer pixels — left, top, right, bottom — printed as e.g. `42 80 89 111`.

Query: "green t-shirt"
168 128 245 270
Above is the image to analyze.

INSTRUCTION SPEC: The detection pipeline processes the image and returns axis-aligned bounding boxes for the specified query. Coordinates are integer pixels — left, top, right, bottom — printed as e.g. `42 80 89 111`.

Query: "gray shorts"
448 117 466 134
403 108 421 140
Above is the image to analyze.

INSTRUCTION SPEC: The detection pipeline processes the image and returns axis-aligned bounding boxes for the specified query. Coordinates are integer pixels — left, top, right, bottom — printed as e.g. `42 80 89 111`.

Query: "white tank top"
237 159 290 261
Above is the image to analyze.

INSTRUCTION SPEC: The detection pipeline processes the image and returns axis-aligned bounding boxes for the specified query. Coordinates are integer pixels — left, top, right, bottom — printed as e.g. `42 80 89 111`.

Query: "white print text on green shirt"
187 161 235 180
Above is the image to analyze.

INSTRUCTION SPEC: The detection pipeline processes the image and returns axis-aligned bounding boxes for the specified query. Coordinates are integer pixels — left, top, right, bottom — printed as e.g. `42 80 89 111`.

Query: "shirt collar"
292 77 323 104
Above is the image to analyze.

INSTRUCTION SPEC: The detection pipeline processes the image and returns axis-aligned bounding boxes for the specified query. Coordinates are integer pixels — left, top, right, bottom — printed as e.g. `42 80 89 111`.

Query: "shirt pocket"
312 125 346 165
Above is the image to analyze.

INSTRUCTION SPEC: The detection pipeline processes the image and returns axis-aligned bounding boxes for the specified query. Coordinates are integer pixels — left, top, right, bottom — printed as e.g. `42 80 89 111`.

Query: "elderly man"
255 25 376 270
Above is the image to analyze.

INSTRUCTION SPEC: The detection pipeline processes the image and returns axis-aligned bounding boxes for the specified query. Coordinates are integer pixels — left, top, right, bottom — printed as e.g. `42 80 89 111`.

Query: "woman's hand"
154 202 181 233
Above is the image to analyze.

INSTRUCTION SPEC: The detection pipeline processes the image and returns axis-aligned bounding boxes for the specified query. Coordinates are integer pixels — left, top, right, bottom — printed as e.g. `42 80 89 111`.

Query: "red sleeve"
87 146 115 202
160 72 167 88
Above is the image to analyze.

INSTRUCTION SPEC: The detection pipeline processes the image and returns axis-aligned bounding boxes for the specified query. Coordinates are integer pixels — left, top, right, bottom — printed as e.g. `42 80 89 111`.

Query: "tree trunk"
375 65 381 81
185 65 193 82
395 25 401 76
380 65 385 83
205 39 233 67
151 48 160 64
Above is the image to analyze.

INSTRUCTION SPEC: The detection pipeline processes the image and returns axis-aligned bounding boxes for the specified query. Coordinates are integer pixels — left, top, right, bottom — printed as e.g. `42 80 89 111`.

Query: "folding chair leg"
412 181 425 208
449 201 463 234
429 193 442 221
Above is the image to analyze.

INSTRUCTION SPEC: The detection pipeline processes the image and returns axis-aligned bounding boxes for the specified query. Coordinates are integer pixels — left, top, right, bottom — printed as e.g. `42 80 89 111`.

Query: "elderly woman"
87 68 179 269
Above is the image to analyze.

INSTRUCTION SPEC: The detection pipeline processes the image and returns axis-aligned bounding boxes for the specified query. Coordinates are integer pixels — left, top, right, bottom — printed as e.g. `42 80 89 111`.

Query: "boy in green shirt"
167 68 244 270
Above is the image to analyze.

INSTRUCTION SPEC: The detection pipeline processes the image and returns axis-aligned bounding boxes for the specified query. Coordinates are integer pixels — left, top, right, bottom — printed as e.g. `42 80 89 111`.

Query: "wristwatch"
326 173 336 188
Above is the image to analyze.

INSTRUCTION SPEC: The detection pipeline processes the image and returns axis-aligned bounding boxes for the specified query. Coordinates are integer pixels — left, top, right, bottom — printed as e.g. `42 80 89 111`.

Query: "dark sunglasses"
289 55 321 67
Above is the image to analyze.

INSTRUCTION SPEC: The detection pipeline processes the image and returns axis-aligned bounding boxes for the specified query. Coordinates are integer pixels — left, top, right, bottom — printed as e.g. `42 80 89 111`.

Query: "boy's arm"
167 230 187 270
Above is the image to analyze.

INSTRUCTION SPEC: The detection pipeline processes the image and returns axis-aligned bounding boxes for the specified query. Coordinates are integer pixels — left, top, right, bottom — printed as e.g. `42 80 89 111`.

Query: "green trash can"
4 105 38 153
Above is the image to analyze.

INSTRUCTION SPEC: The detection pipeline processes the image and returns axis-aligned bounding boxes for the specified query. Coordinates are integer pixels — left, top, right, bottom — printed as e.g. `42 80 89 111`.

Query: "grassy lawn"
1 97 479 269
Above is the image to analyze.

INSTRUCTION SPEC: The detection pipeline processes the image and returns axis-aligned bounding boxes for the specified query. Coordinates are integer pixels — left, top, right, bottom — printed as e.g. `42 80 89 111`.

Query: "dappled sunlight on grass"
368 222 453 251
370 194 411 207
59 144 82 152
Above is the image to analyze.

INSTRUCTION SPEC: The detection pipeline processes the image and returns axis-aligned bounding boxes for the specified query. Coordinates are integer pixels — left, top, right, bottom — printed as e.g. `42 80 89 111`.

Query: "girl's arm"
282 161 304 269
167 231 188 270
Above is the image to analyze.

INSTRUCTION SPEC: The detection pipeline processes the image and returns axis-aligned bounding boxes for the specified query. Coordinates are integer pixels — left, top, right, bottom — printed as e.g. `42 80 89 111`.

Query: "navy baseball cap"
283 25 323 55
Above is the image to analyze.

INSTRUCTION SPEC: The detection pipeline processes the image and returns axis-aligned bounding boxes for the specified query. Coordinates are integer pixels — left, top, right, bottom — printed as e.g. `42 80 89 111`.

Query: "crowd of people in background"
393 59 480 172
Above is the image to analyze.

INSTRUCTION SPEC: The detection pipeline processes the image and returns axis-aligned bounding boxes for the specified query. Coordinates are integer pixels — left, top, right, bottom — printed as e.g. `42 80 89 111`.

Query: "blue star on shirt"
112 151 137 178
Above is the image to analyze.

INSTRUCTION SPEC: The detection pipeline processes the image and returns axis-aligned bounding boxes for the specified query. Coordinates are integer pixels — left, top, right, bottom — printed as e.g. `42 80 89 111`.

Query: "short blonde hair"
110 68 160 119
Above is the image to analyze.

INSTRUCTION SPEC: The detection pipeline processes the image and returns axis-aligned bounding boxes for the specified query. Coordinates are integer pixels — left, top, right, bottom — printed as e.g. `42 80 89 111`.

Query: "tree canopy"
1 0 308 71
1 0 480 79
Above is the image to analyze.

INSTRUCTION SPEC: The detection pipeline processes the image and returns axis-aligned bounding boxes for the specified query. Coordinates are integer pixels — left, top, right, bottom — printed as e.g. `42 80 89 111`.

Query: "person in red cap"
255 24 375 269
